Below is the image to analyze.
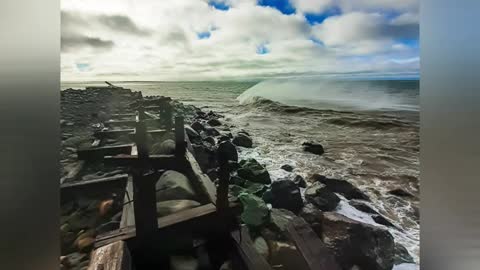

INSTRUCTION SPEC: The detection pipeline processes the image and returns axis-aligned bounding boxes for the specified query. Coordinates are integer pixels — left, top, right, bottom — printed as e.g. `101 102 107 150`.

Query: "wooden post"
135 116 148 161
175 116 186 158
216 144 230 211
132 170 158 241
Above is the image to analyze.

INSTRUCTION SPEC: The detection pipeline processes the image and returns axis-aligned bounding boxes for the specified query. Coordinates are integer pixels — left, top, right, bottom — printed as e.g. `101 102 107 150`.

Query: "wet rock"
349 201 378 214
98 199 114 217
186 126 201 142
270 241 310 270
207 118 222 126
238 193 270 227
232 133 253 148
372 214 396 228
394 243 415 265
237 158 271 184
205 127 220 137
253 236 269 259
151 139 175 155
204 136 215 146
388 188 414 198
304 182 340 211
230 176 246 186
270 208 296 233
191 121 206 132
321 212 395 270
156 170 197 202
156 200 201 217
302 141 324 155
270 180 303 213
312 174 370 201
217 140 238 162
298 204 324 236
280 164 294 172
192 143 216 171
218 135 231 142
293 175 307 188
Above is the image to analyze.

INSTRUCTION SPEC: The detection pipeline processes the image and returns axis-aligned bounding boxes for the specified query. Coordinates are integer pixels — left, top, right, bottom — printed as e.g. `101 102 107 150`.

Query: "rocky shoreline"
60 86 415 270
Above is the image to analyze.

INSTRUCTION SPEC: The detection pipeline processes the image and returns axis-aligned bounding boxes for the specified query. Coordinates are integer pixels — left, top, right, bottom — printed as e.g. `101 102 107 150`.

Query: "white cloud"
61 0 419 81
289 0 334 14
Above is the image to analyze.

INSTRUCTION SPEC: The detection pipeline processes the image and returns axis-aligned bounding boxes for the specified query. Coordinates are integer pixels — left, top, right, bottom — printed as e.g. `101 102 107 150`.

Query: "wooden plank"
231 226 273 270
77 144 133 160
105 119 161 127
285 217 341 270
120 177 135 228
88 241 131 270
184 151 217 205
61 174 129 190
95 202 241 249
175 116 186 158
94 129 171 139
103 154 177 170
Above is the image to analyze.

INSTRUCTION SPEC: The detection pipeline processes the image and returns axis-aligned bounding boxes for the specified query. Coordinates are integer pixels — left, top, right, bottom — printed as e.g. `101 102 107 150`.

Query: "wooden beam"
88 241 131 270
231 226 272 270
94 129 171 140
60 174 128 204
77 144 133 160
103 155 178 170
285 217 341 270
120 177 135 228
61 174 129 190
184 151 217 205
175 116 186 158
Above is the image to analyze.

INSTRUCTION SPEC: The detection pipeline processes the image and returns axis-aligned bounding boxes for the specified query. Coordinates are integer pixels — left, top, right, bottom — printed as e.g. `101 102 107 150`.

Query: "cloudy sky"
61 0 419 81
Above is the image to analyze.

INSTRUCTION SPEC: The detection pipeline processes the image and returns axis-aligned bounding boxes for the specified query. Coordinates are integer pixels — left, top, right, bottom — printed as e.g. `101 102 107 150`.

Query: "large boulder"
155 171 197 202
150 139 175 155
280 164 294 172
205 127 220 137
270 180 303 213
321 212 395 270
238 193 270 227
192 143 216 172
207 118 222 126
237 158 271 184
191 121 206 133
312 174 370 201
217 140 238 162
302 141 324 155
388 188 414 198
304 182 340 211
156 200 201 217
394 243 415 265
232 133 253 148
349 201 378 214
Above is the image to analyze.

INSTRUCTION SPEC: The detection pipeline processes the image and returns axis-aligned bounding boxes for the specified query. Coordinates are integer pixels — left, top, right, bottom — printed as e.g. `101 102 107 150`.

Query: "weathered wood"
61 174 129 190
231 226 273 270
88 241 131 270
175 116 186 158
120 177 135 228
77 144 133 160
95 202 241 249
103 155 178 170
184 151 217 205
94 129 171 139
285 217 341 270
60 174 128 205
105 119 161 127
132 170 158 242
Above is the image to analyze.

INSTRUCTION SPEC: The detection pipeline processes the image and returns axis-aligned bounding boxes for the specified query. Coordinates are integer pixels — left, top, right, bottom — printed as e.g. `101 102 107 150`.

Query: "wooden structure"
61 89 340 270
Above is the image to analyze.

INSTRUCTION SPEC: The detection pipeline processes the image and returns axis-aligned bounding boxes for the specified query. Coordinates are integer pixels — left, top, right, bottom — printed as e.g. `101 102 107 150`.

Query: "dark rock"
156 170 197 202
304 182 340 211
62 252 87 268
270 180 304 213
227 161 240 172
312 174 370 201
394 243 415 265
217 140 238 162
218 135 231 142
205 127 220 137
372 214 396 228
207 118 222 126
388 188 414 198
302 141 324 155
192 143 216 171
321 212 395 270
270 208 296 234
349 201 378 214
238 158 271 184
150 139 175 155
207 168 218 181
232 133 253 148
156 200 201 217
298 204 324 236
238 130 250 136
204 136 215 146
293 175 307 188
262 189 274 204
280 164 294 172
96 221 120 235
230 176 246 186
186 126 201 140
191 121 206 132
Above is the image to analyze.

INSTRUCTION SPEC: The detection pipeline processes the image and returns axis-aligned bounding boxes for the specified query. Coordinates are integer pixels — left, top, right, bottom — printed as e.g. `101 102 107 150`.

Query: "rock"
230 176 246 186
67 210 97 231
372 214 396 228
253 237 270 259
298 204 324 236
207 118 222 126
293 175 307 188
237 158 271 184
238 130 250 136
302 141 324 155
243 180 268 197
98 199 114 217
61 252 87 267
96 221 120 235
205 127 220 137
170 255 199 270
312 174 370 201
156 170 197 202
217 140 238 162
394 243 415 265
219 261 232 270
270 208 296 233
76 237 95 252
156 200 201 217
280 164 294 172
270 180 303 213
186 126 201 142
270 241 310 270
304 182 340 211
204 136 215 146
151 139 175 155
238 193 270 227
192 143 216 171
388 188 414 198
349 201 378 214
191 121 206 132
321 212 395 270
262 189 274 204
218 135 231 142
232 133 253 148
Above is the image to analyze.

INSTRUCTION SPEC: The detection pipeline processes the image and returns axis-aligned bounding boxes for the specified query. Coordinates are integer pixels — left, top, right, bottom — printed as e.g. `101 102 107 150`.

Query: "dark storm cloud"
384 22 419 40
96 14 151 36
61 34 114 52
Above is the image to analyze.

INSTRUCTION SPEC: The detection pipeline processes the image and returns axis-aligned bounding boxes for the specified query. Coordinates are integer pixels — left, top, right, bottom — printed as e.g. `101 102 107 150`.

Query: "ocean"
61 78 420 268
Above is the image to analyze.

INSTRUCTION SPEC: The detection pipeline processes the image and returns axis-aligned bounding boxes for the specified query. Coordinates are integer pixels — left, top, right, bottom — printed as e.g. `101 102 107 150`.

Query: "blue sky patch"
309 37 324 46
258 0 295 15
76 63 90 72
397 38 419 49
256 43 270 55
305 7 341 25
197 31 211 39
209 1 230 11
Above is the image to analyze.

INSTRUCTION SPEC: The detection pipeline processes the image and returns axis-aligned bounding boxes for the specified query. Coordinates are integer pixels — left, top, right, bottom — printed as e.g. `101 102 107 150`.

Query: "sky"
61 0 419 81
